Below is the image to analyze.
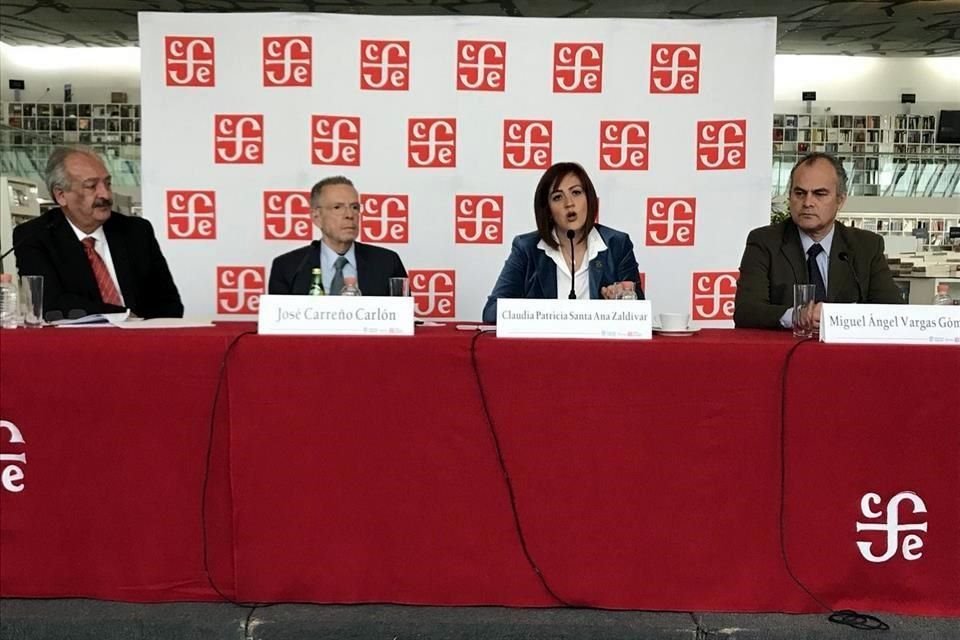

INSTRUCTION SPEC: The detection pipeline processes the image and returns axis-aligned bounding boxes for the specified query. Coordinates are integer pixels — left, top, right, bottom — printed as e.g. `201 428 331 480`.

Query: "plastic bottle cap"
0 274 12 284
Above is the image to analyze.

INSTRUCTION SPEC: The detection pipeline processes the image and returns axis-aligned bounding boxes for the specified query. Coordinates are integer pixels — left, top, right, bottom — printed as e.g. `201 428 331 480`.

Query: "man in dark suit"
14 147 183 319
734 152 903 330
268 176 406 296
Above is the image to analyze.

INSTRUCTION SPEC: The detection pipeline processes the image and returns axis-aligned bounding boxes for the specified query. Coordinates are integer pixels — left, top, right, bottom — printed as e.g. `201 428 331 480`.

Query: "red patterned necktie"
81 237 123 306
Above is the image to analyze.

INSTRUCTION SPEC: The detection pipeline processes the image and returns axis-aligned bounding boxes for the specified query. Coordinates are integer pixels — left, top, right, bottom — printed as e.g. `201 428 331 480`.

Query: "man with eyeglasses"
268 176 407 295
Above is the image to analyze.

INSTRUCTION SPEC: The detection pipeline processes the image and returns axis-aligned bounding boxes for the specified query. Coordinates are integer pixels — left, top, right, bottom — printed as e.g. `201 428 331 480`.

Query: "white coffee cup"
659 312 690 331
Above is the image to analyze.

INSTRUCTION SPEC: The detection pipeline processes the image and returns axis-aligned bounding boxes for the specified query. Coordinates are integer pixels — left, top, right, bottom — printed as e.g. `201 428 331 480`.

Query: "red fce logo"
457 40 506 91
553 43 603 93
408 118 457 168
692 271 738 320
455 195 503 244
599 121 649 170
646 197 696 247
217 266 265 315
263 36 312 87
165 36 215 87
650 44 700 94
360 194 409 243
697 120 746 170
263 191 312 240
410 270 456 318
503 120 552 170
214 115 263 164
312 115 361 166
166 190 216 239
360 40 409 90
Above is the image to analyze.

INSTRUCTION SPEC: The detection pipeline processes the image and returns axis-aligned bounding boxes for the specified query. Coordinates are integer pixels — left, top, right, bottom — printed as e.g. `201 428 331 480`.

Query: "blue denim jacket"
482 224 644 323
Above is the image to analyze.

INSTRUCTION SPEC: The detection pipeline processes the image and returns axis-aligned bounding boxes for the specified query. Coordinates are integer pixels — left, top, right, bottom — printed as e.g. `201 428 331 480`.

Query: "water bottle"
340 276 362 296
0 274 19 329
308 267 325 296
932 284 954 306
618 281 638 300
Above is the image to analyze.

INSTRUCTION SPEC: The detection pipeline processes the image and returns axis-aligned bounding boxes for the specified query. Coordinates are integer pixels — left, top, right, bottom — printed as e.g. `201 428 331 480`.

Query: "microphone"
289 240 321 293
566 229 576 300
1 217 57 263
838 251 864 303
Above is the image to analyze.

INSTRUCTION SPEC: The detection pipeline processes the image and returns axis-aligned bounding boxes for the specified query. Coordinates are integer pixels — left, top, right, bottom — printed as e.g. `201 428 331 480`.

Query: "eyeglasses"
316 203 361 216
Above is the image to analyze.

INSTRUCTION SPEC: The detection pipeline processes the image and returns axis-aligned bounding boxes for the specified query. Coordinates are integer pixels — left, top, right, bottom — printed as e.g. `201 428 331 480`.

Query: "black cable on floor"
779 336 889 632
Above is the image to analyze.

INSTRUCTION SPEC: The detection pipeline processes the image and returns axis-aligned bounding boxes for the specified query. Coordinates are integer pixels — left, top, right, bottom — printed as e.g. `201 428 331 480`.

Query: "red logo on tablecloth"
503 120 552 169
408 118 456 168
360 40 409 90
0 419 26 493
553 43 603 93
692 271 737 320
457 40 506 91
263 191 312 240
697 120 746 170
214 115 263 164
165 36 215 86
650 44 700 94
360 194 408 243
599 121 649 170
856 491 928 563
646 197 695 246
455 195 503 244
263 36 312 86
166 190 216 239
217 266 265 315
312 116 360 166
410 270 455 318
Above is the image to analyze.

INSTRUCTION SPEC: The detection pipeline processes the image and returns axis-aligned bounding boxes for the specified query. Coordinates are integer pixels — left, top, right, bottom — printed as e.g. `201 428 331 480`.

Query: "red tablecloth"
1 324 957 614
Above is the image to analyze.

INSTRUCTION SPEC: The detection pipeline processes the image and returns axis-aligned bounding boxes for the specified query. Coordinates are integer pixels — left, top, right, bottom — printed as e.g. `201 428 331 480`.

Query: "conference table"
1 323 957 616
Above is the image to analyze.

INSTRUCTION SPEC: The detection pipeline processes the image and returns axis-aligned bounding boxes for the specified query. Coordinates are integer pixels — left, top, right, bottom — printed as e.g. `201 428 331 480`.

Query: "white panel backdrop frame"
139 12 775 322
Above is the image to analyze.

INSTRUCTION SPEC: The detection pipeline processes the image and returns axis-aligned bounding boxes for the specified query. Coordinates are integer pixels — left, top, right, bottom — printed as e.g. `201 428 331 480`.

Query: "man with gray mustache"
13 146 183 319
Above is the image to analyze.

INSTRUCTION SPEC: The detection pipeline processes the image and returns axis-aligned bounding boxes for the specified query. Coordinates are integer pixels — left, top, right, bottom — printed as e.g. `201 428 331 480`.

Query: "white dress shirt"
537 228 607 300
780 225 835 328
66 218 125 306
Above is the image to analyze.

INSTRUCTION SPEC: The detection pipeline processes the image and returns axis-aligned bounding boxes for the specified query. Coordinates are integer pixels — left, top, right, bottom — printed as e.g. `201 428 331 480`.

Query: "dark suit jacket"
268 240 407 296
734 219 904 329
482 224 644 324
14 208 184 319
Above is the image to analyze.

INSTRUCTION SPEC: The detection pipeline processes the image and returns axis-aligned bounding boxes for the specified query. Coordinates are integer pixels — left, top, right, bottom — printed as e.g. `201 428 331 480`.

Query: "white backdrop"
139 13 775 322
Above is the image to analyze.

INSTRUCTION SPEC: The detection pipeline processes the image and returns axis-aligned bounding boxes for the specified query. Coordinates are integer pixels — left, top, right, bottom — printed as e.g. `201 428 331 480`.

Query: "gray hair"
789 152 848 198
44 146 103 197
309 175 355 208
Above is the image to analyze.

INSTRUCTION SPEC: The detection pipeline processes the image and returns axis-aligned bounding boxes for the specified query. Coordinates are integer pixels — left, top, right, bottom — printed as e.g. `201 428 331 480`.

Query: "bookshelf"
3 101 141 145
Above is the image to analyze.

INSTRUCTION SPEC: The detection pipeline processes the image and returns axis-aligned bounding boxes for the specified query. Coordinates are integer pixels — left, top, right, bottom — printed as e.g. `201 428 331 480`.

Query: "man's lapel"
827 223 857 302
779 222 807 286
103 218 134 305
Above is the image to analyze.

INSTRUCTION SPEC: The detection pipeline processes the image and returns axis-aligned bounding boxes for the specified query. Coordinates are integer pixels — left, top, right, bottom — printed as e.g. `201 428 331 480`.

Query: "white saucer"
652 326 701 336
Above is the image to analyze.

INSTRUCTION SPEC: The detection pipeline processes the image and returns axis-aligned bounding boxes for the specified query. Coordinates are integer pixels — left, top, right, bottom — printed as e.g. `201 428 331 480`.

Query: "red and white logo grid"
646 197 696 247
553 43 603 93
312 116 361 166
167 190 216 239
457 41 506 91
692 271 738 320
410 270 456 318
650 44 700 94
599 121 649 170
408 118 457 168
360 194 409 243
263 191 312 240
360 40 410 90
503 120 552 170
697 120 747 170
214 115 263 164
217 266 265 315
263 36 312 87
455 195 503 244
165 36 215 87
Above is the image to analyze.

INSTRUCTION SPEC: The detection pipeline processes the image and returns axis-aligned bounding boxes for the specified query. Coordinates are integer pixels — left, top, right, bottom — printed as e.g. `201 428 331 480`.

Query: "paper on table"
112 317 215 329
52 311 130 327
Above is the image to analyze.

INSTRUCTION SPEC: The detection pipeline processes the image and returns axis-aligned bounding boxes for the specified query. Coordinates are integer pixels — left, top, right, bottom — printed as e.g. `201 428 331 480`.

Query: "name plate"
820 303 960 345
496 299 652 340
258 295 414 336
